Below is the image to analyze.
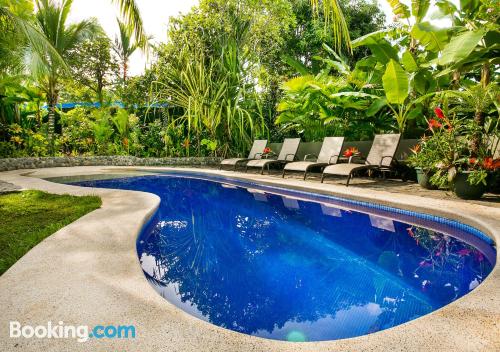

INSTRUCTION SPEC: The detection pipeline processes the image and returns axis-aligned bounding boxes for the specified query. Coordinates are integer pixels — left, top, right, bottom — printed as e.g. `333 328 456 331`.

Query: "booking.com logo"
9 321 136 343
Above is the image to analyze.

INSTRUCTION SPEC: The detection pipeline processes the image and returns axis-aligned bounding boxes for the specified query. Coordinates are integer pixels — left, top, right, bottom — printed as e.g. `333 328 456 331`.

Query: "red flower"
469 158 477 165
428 119 442 130
343 147 359 157
482 157 500 170
263 147 271 154
434 107 445 119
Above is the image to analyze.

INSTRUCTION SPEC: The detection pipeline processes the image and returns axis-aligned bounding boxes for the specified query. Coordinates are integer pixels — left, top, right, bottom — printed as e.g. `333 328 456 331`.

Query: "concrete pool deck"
0 166 498 352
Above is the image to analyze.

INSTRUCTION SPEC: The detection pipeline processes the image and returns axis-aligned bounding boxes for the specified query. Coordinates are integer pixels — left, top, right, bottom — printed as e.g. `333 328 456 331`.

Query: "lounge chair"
282 137 345 180
220 139 268 170
245 138 301 175
321 134 401 186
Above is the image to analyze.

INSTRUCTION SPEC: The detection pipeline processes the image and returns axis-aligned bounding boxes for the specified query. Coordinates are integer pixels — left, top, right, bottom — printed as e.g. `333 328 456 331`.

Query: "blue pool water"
71 174 495 342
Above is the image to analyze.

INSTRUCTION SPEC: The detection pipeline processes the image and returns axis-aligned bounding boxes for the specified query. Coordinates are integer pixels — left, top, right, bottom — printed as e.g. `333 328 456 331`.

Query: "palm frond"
113 0 147 50
310 0 352 53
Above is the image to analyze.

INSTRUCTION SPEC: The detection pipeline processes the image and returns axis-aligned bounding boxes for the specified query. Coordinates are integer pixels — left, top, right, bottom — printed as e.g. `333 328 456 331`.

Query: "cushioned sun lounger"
245 138 301 175
321 134 401 186
282 136 345 180
220 139 268 170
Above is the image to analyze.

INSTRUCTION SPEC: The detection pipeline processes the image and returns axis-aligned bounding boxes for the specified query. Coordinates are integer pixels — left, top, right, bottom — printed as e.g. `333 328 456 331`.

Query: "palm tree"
113 18 143 83
30 0 99 154
114 0 147 50
310 0 351 52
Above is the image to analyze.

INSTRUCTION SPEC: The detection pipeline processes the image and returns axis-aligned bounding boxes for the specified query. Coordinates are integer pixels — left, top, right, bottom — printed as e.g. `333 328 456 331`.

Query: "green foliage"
66 36 118 105
382 60 409 105
276 53 390 141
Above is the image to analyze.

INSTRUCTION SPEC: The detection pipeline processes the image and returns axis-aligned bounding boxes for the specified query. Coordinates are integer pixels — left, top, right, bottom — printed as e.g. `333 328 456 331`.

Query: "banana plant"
375 59 430 132
112 108 130 153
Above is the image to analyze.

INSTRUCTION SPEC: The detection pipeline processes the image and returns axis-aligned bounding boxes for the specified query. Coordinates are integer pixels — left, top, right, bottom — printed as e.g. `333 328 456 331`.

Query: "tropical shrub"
411 107 499 188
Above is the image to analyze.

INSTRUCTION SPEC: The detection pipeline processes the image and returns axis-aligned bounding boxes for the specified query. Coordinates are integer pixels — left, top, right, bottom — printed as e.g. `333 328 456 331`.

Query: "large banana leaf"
366 39 399 64
402 51 418 72
411 0 430 22
410 22 449 52
382 60 409 105
366 98 388 117
352 29 392 48
387 0 410 18
437 29 485 66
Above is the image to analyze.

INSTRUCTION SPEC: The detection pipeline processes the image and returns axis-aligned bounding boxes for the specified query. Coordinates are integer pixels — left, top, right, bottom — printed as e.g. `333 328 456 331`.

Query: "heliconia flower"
410 144 421 154
428 119 442 130
343 147 359 157
434 107 445 119
263 147 271 154
469 158 477 165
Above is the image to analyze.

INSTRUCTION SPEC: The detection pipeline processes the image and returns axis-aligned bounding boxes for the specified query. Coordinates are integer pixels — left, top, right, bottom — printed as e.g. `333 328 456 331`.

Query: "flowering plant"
343 147 360 157
263 147 272 154
411 107 499 187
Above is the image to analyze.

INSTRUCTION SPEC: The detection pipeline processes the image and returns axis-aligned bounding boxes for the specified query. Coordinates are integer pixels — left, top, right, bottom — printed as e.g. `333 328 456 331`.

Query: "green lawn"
0 190 101 275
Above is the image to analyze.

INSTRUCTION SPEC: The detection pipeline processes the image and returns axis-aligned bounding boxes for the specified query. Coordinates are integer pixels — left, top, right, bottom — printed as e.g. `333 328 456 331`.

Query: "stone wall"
0 139 420 172
0 156 223 172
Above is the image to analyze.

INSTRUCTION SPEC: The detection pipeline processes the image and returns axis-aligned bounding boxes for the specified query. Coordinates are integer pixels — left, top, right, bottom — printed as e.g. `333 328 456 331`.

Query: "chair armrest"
348 155 366 164
304 154 318 161
285 153 296 161
328 154 340 164
254 152 263 159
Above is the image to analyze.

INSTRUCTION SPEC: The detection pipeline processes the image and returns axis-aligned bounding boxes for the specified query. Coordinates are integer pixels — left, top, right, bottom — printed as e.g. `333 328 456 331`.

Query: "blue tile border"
152 170 496 248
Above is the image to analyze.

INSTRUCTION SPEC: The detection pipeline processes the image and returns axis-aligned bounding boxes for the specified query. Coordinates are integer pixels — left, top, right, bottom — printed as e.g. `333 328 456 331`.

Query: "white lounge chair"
220 140 268 170
282 137 345 180
245 138 301 175
321 134 401 186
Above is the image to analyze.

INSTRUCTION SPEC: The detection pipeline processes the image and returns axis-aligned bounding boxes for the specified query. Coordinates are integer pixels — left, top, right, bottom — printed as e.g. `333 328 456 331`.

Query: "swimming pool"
71 174 495 342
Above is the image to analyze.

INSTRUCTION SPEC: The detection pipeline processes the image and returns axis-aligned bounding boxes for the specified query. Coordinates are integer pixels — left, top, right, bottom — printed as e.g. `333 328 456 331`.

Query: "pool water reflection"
72 175 495 342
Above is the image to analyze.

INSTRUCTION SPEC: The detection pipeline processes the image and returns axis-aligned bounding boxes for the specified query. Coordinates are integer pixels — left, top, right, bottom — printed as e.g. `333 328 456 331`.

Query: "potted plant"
407 125 441 190
419 108 499 199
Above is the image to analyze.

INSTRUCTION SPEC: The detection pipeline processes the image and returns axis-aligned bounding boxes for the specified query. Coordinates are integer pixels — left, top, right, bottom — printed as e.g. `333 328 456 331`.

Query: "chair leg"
321 173 325 183
282 169 286 178
346 173 352 186
245 166 248 173
260 166 264 175
303 171 307 180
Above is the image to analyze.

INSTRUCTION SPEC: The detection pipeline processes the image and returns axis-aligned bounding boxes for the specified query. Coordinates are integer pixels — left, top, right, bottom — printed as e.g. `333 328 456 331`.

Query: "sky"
67 0 395 77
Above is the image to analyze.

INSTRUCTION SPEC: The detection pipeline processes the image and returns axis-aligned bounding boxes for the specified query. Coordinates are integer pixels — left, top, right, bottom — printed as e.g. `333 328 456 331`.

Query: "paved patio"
0 166 498 352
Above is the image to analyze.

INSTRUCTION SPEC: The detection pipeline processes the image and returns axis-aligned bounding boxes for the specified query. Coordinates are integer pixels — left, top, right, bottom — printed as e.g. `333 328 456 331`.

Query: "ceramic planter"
453 172 487 200
415 168 438 190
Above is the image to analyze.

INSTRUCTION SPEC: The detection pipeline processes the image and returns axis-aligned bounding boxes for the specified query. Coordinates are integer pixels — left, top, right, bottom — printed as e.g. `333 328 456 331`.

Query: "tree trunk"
481 62 490 88
123 59 128 83
452 70 461 89
47 91 58 156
